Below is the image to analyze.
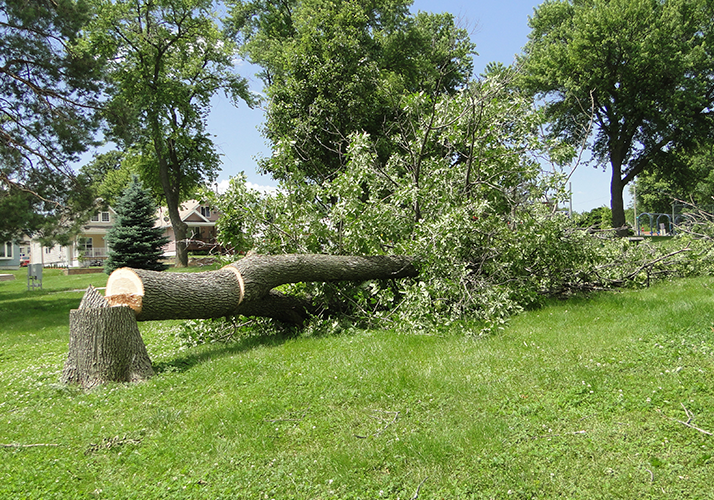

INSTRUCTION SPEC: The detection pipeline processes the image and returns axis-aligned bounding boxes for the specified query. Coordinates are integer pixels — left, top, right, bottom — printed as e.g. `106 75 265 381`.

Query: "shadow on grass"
153 332 293 375
0 296 82 340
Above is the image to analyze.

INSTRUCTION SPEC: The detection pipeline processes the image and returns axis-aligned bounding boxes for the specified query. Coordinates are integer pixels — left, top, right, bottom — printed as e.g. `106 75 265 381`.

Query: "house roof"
155 200 220 228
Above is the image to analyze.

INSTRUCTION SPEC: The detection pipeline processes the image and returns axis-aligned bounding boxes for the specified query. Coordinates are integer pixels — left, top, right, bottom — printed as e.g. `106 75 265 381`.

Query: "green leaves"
519 0 714 230
84 0 256 265
214 70 576 332
104 175 169 274
0 0 104 240
229 0 474 183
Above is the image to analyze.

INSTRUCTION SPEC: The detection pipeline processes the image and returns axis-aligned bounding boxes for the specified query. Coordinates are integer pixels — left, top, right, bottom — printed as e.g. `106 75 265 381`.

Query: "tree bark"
63 254 416 388
61 286 154 389
611 172 628 236
105 253 418 323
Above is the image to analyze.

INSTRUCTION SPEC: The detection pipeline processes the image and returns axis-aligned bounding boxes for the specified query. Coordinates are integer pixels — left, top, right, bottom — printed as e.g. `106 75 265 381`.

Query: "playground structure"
635 203 714 236
636 212 674 236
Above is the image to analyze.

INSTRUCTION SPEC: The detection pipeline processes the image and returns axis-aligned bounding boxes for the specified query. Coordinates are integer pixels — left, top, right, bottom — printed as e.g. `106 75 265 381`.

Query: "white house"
0 240 21 269
18 200 221 268
22 209 116 268
155 200 222 256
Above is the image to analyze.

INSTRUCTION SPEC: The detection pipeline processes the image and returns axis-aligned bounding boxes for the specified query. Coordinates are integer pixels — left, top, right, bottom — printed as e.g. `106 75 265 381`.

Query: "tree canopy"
0 0 103 242
226 0 475 182
84 0 256 266
634 145 714 214
519 0 714 234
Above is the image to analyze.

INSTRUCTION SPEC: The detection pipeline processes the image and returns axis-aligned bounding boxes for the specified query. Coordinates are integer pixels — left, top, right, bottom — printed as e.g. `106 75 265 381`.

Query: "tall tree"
0 0 103 241
226 0 475 182
86 0 256 266
104 175 169 274
519 0 714 235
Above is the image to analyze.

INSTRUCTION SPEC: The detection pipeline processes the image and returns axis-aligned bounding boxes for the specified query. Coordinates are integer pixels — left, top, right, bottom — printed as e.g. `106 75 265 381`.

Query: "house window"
91 212 111 222
0 242 12 259
200 206 211 218
78 237 93 251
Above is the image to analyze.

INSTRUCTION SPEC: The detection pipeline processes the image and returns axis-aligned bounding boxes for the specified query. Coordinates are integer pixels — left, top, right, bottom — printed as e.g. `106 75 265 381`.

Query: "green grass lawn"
1 269 714 499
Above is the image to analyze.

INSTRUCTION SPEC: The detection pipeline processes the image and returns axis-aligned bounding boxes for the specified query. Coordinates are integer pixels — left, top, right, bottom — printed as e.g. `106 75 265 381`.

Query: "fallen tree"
62 254 418 388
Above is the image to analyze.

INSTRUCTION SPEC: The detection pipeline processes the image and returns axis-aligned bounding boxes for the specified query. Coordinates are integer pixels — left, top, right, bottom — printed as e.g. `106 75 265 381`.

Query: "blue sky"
205 0 620 212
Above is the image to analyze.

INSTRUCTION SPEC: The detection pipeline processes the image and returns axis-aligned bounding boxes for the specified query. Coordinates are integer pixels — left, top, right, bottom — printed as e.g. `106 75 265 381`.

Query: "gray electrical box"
27 264 43 291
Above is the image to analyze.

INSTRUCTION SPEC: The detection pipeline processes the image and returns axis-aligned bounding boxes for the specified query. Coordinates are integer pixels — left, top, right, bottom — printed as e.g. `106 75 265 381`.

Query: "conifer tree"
104 176 169 274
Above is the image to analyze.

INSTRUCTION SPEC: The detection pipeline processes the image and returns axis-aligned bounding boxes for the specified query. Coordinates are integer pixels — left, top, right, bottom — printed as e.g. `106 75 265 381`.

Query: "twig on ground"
411 476 429 500
645 469 654 483
658 404 713 436
1 443 60 448
354 410 400 439
624 248 692 281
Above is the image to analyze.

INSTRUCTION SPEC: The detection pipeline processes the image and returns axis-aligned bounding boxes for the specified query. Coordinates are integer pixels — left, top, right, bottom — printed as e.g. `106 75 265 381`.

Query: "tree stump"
61 286 154 389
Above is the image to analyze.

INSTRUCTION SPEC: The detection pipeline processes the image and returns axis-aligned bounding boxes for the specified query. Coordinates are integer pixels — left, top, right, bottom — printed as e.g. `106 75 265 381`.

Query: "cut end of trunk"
221 265 245 305
106 268 145 315
105 293 143 312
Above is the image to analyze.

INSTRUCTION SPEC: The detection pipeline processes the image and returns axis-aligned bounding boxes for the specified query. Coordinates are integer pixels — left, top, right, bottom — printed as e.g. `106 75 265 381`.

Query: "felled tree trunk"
61 286 154 389
104 253 417 323
63 254 417 388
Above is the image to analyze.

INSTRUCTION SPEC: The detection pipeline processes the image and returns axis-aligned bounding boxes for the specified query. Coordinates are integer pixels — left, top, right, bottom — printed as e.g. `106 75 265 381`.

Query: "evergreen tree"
104 176 169 274
1 0 104 242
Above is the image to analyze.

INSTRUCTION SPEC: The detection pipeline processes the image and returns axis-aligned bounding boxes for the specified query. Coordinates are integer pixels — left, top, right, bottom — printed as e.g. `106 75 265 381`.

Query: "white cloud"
247 181 278 195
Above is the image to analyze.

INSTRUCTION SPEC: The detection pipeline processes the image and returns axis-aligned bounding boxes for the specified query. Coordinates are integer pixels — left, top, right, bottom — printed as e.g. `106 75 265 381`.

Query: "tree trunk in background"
61 286 154 389
611 173 628 237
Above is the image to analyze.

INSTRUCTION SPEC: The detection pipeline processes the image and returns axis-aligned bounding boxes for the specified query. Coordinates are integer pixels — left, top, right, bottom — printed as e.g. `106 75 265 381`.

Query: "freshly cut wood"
61 286 153 389
105 253 417 322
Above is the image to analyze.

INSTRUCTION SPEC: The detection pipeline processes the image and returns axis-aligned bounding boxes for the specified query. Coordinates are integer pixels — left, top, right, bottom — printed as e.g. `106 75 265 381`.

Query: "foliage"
3 271 714 498
575 206 612 231
82 0 257 266
178 316 293 347
211 69 585 333
634 145 714 214
0 168 97 245
206 68 714 336
0 0 104 241
226 0 475 183
104 175 169 274
78 150 132 208
518 0 714 234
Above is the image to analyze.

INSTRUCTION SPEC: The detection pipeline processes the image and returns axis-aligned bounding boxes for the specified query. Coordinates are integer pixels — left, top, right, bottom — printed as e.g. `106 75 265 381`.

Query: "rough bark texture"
64 254 417 388
61 286 154 389
105 253 418 323
106 267 244 321
229 254 417 301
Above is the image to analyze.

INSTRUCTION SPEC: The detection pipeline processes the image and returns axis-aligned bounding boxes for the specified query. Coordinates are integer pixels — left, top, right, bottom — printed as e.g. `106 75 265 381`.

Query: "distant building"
0 240 21 269
15 200 221 268
155 200 222 257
